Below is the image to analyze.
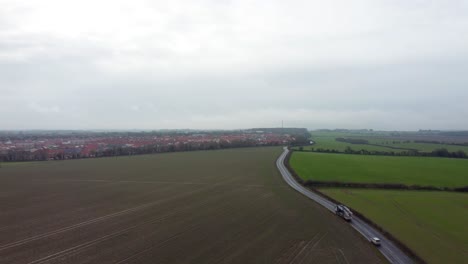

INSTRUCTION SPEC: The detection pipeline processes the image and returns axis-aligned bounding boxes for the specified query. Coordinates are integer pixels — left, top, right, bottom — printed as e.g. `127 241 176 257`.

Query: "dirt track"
0 147 384 263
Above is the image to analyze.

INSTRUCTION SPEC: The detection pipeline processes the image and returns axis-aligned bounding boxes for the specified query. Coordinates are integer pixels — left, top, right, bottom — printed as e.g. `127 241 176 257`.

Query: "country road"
276 147 414 264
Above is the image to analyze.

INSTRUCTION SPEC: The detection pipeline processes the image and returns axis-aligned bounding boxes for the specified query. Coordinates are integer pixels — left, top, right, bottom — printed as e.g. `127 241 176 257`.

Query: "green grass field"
292 132 468 263
295 136 405 152
303 130 468 153
290 152 468 188
320 189 468 264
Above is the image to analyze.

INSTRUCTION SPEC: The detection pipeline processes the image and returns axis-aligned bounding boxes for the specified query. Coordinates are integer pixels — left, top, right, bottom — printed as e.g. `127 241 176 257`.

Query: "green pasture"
320 189 468 264
295 136 404 153
305 130 468 153
290 152 468 188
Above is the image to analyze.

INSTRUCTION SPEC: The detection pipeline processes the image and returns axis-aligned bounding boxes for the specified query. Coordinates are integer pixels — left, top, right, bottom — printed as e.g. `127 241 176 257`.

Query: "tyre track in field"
26 185 245 264
114 225 202 264
202 209 281 263
1 181 120 213
114 189 277 264
293 232 328 264
0 177 237 253
0 183 178 238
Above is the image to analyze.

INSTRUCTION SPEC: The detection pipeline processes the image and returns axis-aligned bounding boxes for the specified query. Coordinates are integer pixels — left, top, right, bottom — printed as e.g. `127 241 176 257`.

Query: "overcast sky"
1 0 468 130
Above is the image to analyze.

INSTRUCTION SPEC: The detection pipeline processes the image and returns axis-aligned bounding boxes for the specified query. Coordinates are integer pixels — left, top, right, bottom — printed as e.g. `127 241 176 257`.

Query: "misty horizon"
0 127 466 133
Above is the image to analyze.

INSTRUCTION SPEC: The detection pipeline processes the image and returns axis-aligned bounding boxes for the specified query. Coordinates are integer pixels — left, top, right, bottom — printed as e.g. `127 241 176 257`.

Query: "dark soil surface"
0 147 384 264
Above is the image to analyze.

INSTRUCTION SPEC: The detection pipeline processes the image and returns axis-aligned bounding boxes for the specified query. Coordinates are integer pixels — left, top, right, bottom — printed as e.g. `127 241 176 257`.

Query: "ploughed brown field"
0 147 384 263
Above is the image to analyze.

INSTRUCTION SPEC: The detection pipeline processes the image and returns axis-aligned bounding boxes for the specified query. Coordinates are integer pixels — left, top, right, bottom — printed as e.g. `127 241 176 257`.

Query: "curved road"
276 147 413 264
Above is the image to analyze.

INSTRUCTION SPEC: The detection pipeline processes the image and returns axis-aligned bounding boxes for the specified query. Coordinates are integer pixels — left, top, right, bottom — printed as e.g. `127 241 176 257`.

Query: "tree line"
414 140 468 146
335 137 369 144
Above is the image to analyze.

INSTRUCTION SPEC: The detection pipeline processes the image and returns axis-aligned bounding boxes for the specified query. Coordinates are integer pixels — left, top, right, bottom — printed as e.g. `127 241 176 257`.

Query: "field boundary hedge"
284 149 427 264
302 181 468 193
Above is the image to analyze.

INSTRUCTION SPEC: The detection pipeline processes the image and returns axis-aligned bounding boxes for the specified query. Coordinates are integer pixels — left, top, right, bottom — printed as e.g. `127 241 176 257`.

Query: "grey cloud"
1 0 468 130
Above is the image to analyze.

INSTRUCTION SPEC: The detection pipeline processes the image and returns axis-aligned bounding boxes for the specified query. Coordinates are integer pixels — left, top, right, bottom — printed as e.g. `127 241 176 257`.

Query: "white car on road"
370 237 381 246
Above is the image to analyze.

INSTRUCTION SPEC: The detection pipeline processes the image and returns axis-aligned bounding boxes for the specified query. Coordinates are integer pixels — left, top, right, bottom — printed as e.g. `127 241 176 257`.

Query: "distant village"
0 129 310 162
